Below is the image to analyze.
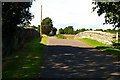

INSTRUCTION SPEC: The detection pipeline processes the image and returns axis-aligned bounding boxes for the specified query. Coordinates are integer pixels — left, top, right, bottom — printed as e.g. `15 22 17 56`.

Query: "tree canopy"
41 17 53 35
58 26 88 34
64 26 74 34
59 28 64 34
92 1 120 29
2 2 33 37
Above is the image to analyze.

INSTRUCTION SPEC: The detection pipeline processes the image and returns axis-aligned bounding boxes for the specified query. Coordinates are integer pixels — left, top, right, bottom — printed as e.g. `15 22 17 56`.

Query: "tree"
90 28 93 31
94 29 103 31
41 17 53 35
59 28 64 34
106 29 112 32
64 26 74 34
2 2 33 57
74 29 80 34
2 2 33 38
81 28 86 32
92 2 120 29
51 27 57 35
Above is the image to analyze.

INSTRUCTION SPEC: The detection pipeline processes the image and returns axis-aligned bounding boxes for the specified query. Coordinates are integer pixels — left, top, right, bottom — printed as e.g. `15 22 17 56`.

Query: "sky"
30 0 113 30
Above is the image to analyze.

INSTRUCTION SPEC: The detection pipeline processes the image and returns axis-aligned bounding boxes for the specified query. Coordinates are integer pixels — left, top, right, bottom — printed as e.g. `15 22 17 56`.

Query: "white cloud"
30 0 112 29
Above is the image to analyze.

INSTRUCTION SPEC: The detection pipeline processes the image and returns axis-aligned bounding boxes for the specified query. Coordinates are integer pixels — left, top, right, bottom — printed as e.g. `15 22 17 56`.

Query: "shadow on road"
39 45 120 80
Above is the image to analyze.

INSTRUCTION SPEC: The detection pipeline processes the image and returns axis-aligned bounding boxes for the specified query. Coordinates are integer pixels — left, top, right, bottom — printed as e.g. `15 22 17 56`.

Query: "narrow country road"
39 37 120 79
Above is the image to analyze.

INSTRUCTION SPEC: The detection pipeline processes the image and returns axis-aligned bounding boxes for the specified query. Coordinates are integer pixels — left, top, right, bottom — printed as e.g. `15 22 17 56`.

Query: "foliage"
3 36 48 78
41 17 53 35
2 2 33 35
64 26 74 34
112 39 120 49
58 26 88 34
2 2 33 57
31 25 38 30
59 28 64 34
50 27 57 36
104 29 120 37
92 2 120 28
94 29 103 31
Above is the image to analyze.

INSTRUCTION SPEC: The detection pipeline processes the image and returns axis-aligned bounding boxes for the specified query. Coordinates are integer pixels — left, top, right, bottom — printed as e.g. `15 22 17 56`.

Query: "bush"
112 40 120 49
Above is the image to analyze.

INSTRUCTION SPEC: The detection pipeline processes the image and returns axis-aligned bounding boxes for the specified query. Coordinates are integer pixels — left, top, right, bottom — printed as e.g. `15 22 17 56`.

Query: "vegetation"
49 27 57 36
2 2 33 37
94 29 104 31
104 29 120 35
77 38 106 47
41 17 53 35
59 28 64 34
58 26 88 34
41 17 57 36
64 26 74 34
3 36 48 79
77 38 120 58
92 2 120 29
55 34 66 39
2 2 36 58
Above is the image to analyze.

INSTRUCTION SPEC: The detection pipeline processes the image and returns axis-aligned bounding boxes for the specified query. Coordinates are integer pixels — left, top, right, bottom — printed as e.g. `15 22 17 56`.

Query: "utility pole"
116 27 119 42
40 3 42 37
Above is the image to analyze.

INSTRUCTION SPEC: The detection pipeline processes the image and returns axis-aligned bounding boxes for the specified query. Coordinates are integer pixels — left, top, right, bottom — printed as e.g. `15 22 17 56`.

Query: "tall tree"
92 1 120 29
2 2 33 57
2 2 33 37
64 26 74 34
41 17 53 35
59 28 64 34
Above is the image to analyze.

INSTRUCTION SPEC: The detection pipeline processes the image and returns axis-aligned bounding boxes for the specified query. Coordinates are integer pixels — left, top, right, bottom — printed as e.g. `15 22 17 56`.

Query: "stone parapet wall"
75 31 115 45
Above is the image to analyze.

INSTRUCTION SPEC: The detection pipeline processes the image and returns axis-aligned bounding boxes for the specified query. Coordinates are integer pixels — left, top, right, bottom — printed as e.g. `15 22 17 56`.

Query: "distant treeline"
58 26 120 35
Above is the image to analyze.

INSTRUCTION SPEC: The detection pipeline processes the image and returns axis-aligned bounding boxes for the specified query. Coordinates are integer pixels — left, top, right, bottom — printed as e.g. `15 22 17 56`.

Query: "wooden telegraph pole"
40 3 42 37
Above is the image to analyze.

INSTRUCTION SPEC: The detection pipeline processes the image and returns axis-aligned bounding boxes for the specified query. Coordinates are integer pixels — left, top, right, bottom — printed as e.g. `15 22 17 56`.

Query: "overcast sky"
30 0 113 30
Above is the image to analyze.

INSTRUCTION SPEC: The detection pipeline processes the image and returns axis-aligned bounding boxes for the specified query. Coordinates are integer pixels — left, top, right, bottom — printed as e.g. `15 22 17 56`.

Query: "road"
39 37 120 79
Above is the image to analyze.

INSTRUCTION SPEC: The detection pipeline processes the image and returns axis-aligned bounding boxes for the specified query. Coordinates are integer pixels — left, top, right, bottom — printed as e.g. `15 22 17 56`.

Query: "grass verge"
77 38 120 59
3 35 49 79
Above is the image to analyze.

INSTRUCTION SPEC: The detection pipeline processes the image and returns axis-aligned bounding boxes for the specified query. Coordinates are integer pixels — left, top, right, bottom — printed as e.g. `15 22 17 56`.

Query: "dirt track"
39 37 120 79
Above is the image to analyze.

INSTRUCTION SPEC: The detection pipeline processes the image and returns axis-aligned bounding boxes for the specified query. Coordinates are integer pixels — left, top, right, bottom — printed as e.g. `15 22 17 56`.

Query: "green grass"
3 36 49 79
77 38 120 59
55 34 66 39
77 38 106 47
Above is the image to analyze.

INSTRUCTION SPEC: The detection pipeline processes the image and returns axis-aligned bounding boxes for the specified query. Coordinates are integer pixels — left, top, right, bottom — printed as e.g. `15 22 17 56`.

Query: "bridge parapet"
75 31 115 45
